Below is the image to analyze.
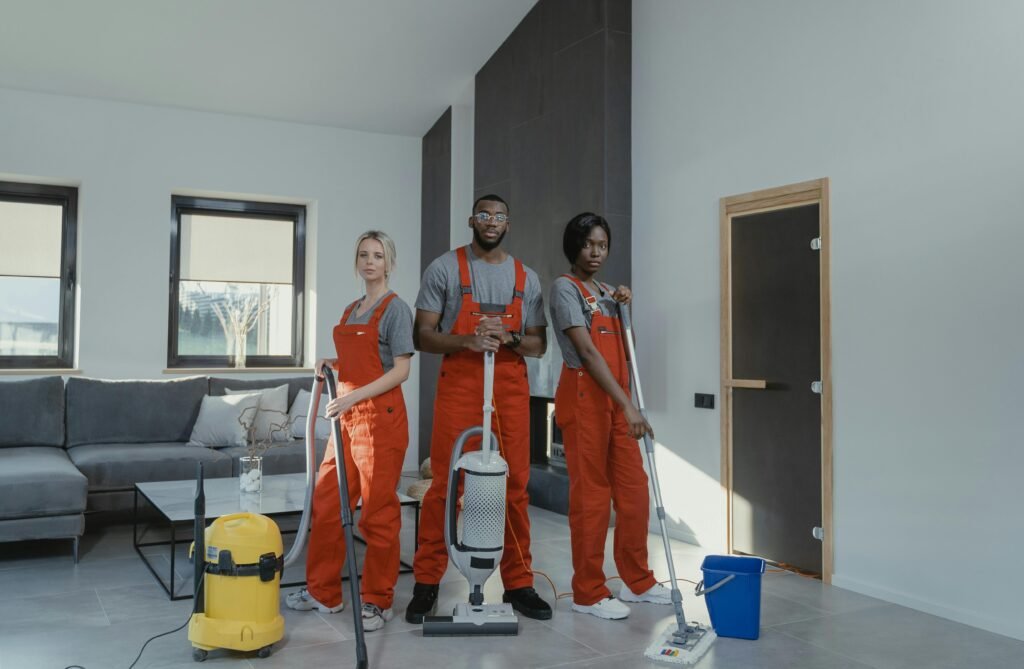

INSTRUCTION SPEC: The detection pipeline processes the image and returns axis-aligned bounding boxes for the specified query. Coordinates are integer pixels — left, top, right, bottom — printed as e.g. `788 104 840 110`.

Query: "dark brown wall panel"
469 0 632 513
474 0 632 350
419 107 452 463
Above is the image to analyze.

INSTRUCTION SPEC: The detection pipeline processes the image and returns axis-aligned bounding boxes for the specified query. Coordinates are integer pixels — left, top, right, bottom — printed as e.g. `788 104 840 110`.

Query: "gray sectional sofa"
0 374 327 562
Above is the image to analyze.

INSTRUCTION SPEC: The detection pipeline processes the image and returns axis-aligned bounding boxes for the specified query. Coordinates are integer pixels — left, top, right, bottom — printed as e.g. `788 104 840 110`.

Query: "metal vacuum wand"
320 363 369 669
481 350 495 465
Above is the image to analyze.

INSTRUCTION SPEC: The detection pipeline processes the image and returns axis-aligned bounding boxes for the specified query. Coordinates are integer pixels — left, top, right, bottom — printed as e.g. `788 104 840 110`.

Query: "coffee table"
133 473 420 600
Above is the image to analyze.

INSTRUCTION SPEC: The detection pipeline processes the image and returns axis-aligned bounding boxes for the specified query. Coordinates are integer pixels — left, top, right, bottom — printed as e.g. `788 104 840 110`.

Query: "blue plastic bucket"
697 555 766 640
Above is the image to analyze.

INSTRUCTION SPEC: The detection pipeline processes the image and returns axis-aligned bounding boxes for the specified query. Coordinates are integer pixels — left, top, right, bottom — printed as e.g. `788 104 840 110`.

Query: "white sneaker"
285 588 344 613
361 603 395 631
618 582 672 605
571 597 631 620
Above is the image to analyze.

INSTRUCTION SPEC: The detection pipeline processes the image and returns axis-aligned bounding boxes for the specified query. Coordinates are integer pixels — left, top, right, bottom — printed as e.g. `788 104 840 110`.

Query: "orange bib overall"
554 275 656 605
414 246 534 590
306 292 409 610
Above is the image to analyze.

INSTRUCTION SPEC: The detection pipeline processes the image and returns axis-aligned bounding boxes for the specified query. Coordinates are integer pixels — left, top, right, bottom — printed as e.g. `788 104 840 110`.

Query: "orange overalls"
414 246 534 590
554 275 656 605
305 293 409 610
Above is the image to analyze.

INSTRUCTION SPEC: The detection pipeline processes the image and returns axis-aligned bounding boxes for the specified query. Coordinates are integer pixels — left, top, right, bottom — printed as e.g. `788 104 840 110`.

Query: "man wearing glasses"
406 194 552 623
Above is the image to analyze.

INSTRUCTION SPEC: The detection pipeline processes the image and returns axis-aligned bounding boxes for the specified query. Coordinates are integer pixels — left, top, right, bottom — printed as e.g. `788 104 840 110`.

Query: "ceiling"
0 0 536 136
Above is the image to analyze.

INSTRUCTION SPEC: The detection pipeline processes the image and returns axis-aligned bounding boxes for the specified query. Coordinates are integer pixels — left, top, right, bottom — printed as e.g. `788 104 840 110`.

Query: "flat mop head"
644 622 716 666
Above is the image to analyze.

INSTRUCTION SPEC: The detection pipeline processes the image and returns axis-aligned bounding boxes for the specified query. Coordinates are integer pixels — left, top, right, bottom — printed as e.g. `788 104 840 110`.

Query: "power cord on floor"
126 572 206 669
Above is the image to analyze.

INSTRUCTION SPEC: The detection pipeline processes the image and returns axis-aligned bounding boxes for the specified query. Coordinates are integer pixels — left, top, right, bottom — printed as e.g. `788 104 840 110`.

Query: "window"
0 181 77 369
168 196 305 368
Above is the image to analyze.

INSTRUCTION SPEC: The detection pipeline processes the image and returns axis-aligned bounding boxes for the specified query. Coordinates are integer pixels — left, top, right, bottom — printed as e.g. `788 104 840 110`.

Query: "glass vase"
239 455 262 493
233 331 247 368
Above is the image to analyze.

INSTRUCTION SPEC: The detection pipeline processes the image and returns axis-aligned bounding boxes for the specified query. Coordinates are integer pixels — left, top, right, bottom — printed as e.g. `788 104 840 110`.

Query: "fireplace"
528 397 569 515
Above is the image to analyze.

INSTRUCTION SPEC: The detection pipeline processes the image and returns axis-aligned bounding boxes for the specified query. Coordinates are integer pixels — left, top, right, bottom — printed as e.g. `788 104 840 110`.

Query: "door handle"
725 379 767 389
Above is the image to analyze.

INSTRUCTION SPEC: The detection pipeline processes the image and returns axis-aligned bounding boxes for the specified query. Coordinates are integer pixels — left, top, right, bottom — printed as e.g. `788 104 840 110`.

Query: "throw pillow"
288 388 332 440
188 392 262 447
226 384 291 443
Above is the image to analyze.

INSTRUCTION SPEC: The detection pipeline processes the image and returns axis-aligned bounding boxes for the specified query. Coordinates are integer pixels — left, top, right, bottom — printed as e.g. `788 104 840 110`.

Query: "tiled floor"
2 501 1022 669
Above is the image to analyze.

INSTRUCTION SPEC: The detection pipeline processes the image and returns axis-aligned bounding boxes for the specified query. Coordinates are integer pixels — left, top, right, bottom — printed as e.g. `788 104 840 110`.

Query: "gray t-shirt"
415 247 547 334
343 291 415 372
549 276 620 369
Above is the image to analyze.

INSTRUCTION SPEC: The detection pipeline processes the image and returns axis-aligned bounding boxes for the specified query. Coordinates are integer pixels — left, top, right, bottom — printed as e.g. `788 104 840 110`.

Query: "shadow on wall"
648 440 722 550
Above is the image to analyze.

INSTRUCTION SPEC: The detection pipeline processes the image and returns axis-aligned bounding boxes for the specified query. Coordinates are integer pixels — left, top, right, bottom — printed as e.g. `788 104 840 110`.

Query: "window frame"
0 181 78 369
167 195 306 369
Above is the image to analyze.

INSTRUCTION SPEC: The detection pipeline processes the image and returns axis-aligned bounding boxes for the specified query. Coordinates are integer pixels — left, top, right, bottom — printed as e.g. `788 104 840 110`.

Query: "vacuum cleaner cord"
125 572 207 669
65 572 208 669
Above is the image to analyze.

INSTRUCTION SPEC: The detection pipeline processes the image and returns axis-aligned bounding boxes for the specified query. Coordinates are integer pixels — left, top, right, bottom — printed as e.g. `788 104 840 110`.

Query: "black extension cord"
64 572 205 669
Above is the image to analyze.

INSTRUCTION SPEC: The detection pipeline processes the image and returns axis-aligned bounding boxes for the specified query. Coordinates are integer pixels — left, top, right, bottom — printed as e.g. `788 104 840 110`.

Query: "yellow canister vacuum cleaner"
187 462 285 661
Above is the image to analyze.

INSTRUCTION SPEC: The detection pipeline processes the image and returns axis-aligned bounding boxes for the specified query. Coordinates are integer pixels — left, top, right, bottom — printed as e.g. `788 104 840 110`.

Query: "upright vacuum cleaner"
620 305 717 666
423 350 519 636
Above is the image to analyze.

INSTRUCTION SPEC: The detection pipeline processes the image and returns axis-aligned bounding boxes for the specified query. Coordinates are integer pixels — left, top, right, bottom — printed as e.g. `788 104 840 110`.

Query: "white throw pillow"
188 392 262 447
226 384 291 443
288 388 332 440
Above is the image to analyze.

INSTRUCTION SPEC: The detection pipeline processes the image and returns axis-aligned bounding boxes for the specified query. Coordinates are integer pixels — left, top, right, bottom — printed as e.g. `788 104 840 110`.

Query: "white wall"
633 0 1024 641
0 87 423 471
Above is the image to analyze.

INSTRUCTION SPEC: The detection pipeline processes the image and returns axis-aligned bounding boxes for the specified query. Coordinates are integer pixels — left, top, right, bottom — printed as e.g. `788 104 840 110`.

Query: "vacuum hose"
281 373 322 568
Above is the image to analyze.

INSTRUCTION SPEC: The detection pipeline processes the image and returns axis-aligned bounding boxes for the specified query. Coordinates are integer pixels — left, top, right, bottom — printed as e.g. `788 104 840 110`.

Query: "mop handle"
619 303 691 630
481 350 495 464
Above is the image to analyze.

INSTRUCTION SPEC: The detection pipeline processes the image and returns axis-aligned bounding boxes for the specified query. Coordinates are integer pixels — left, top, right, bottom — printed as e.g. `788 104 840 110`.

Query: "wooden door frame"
720 177 833 583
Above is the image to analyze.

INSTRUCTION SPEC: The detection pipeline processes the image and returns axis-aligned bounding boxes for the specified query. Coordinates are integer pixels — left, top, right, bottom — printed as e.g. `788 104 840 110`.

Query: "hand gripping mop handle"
320 363 369 669
619 304 691 632
281 371 322 569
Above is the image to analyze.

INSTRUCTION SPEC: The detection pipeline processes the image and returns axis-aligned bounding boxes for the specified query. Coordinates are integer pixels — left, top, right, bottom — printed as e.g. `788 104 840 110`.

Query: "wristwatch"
506 330 522 348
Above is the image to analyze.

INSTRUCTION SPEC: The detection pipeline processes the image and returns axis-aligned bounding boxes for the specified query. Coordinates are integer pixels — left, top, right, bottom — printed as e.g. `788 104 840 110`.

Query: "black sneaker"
404 582 439 624
503 586 552 620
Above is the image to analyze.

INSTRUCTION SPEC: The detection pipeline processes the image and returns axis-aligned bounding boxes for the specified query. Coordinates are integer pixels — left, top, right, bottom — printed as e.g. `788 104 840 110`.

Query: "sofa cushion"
67 442 233 490
0 447 87 519
226 384 291 442
288 388 332 440
66 376 207 447
0 514 84 542
187 392 262 447
0 377 65 448
209 376 313 409
221 438 328 477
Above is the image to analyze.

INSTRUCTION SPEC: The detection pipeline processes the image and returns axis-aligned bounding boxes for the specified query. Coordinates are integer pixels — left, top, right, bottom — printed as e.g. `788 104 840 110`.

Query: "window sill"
0 368 82 376
163 367 314 375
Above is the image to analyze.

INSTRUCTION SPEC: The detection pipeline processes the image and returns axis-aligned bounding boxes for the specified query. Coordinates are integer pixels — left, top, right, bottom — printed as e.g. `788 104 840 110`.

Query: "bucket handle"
694 574 735 597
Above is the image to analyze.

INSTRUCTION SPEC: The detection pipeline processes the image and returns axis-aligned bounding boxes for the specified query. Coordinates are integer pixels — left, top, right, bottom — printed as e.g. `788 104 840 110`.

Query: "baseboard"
831 573 1024 642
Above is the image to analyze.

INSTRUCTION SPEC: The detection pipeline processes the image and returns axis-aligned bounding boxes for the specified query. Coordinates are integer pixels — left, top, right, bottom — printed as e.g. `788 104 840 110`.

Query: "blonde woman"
286 230 414 632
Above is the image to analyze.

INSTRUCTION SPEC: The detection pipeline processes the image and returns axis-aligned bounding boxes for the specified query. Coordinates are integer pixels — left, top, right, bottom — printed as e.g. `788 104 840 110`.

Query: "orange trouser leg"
348 407 408 609
412 401 459 585
608 406 657 595
414 397 533 589
559 381 615 605
305 427 361 608
495 403 533 590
